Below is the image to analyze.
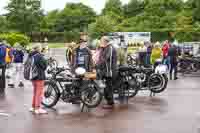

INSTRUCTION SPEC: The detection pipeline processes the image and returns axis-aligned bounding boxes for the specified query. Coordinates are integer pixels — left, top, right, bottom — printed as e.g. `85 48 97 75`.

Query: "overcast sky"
0 0 130 14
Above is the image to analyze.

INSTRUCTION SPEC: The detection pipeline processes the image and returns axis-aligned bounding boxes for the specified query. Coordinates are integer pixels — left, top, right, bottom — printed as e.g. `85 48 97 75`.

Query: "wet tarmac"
0 74 200 133
0 49 200 133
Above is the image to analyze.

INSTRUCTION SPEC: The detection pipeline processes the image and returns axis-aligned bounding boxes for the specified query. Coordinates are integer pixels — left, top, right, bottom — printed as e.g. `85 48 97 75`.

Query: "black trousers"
169 63 177 80
0 64 6 93
104 77 114 105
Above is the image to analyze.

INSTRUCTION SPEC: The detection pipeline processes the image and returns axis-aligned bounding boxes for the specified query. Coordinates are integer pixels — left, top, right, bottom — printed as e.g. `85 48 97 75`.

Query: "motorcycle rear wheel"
149 73 167 93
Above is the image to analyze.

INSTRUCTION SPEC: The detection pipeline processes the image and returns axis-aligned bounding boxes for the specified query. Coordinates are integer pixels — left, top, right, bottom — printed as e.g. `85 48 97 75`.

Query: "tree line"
0 0 200 42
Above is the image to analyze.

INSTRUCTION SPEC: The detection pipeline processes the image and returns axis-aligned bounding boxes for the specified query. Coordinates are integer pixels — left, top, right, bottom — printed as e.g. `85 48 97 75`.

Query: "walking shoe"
8 84 15 88
29 108 35 112
34 108 48 114
18 82 24 87
174 77 178 80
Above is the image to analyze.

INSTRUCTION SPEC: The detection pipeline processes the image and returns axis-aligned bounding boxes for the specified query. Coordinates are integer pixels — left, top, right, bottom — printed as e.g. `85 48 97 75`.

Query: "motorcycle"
112 65 139 100
42 67 103 110
178 56 200 74
128 64 168 94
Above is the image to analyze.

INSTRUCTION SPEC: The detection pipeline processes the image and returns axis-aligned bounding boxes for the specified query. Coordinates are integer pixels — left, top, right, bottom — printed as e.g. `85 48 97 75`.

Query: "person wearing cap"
98 36 117 109
71 33 93 72
28 43 48 114
151 42 162 68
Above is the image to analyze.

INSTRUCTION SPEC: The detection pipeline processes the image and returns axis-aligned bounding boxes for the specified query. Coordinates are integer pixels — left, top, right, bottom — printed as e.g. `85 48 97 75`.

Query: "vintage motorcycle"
178 56 200 74
42 67 103 109
128 63 168 94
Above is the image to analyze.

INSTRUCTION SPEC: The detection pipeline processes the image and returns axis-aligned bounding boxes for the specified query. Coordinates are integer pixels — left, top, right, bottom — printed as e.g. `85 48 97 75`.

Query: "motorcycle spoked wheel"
148 74 166 93
80 84 102 108
42 81 60 108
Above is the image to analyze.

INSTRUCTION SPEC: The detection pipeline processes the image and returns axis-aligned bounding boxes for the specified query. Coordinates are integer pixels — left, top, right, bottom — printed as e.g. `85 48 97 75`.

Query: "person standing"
28 44 47 114
162 40 170 68
0 40 7 94
13 45 24 87
146 42 152 66
138 42 147 66
71 33 93 72
66 42 75 67
168 44 178 80
98 36 117 109
150 42 162 68
6 44 15 88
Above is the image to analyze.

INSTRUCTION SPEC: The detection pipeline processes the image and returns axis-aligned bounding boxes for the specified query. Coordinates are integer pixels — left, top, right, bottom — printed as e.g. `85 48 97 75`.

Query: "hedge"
0 33 30 47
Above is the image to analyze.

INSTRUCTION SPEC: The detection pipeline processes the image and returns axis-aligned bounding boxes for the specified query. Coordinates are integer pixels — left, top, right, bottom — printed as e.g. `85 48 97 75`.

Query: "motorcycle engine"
134 73 146 83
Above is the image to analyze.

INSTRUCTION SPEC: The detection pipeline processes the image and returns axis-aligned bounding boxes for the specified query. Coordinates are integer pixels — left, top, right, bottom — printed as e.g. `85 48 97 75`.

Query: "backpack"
24 54 39 80
0 44 6 63
5 48 12 63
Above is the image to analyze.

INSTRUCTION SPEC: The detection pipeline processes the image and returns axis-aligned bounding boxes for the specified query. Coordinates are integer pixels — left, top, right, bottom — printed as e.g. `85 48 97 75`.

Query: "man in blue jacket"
0 40 7 94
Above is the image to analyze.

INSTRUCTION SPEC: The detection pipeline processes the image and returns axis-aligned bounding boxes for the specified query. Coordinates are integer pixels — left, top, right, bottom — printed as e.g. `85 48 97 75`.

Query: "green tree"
193 0 200 21
102 0 123 16
102 0 124 23
123 0 144 18
6 0 43 33
88 15 117 39
41 10 60 32
54 3 96 32
0 16 9 32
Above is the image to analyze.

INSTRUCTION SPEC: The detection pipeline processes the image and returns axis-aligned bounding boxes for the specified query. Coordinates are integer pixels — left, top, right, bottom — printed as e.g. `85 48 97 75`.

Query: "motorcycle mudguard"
155 64 168 74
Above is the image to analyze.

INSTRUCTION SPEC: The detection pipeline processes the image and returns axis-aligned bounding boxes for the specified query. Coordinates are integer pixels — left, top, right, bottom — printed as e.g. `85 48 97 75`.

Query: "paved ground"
1 49 200 133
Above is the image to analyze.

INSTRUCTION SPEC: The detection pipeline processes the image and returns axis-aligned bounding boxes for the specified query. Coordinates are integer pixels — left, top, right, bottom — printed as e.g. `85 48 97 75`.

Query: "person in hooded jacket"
29 43 48 114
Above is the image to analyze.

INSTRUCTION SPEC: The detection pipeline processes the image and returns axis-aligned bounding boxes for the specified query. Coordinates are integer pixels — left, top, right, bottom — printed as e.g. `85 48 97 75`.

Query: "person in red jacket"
162 40 170 67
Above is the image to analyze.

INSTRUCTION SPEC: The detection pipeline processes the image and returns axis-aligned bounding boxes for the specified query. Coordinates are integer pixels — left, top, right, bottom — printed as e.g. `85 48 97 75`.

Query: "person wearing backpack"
24 43 47 114
0 40 7 94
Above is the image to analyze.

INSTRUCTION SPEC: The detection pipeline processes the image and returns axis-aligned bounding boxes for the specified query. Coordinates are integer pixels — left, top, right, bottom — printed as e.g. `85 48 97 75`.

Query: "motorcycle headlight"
75 67 86 76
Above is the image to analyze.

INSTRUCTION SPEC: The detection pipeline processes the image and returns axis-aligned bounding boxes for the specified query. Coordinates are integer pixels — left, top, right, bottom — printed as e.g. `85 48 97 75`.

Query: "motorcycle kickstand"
81 103 89 112
150 91 155 97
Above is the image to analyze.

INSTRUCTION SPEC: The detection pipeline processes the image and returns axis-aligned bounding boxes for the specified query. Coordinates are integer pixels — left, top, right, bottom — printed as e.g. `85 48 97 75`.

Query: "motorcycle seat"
118 65 136 72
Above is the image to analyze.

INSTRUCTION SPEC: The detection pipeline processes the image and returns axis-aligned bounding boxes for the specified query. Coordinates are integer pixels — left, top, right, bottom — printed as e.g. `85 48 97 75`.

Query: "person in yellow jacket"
151 42 162 67
5 45 13 65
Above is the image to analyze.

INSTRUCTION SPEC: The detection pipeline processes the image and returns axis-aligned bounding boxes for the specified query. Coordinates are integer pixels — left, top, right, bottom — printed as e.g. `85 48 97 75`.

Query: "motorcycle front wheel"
80 82 103 108
42 81 60 108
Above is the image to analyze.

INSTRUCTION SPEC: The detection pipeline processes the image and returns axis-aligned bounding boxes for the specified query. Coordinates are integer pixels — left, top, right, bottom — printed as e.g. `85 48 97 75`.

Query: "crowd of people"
0 40 25 92
0 33 184 115
137 40 181 80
